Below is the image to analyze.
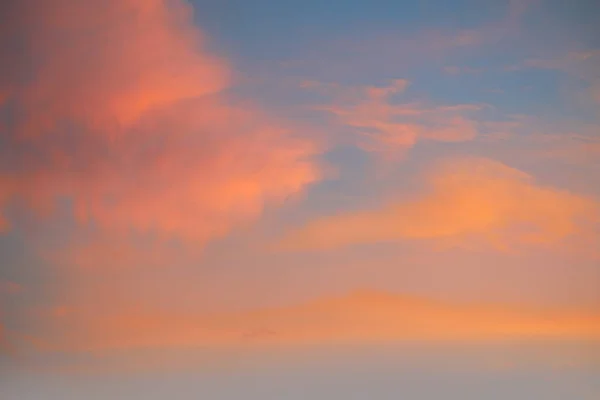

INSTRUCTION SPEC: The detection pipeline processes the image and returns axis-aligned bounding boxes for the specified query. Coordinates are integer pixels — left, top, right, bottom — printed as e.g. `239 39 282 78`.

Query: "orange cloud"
305 80 480 160
35 289 600 352
279 157 599 251
0 0 321 242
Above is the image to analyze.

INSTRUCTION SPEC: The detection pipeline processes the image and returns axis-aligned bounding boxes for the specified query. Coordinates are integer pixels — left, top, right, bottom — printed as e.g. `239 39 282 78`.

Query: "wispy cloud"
303 80 482 161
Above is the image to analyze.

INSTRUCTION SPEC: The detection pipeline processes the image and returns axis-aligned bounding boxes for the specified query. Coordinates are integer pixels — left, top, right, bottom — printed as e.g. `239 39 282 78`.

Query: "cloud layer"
34 289 600 352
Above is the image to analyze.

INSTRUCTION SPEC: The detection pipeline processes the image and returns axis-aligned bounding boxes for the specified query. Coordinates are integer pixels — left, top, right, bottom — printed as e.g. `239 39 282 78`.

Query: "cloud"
0 0 321 242
304 80 481 160
3 0 229 133
34 289 600 352
278 157 599 251
0 0 324 360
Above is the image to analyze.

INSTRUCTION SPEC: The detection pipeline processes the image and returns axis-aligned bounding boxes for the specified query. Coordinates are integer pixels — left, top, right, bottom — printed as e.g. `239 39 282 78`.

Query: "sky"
0 0 599 398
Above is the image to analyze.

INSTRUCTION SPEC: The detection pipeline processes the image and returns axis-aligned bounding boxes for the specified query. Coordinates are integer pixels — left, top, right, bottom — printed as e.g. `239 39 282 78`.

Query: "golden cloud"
278 157 599 251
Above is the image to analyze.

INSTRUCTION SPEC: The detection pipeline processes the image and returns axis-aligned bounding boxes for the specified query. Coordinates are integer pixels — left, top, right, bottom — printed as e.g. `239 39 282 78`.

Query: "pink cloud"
9 0 229 135
0 0 321 242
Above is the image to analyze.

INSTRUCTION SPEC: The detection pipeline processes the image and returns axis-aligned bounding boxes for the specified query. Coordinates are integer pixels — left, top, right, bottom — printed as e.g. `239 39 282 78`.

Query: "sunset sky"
0 0 599 398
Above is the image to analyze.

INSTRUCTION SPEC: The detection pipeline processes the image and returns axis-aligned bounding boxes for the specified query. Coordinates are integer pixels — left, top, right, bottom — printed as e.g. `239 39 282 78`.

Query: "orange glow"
0 1 599 388
36 289 600 352
280 157 598 251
